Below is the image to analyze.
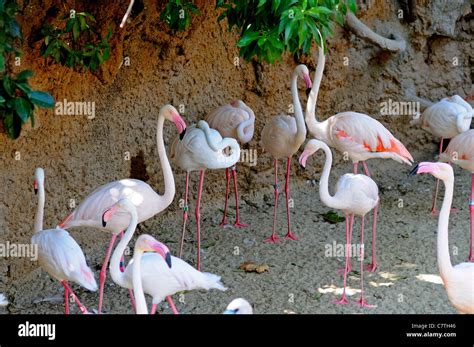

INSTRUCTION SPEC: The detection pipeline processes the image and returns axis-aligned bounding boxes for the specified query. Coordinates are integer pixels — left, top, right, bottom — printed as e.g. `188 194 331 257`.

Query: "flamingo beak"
165 252 172 268
223 309 238 314
299 150 310 169
102 205 118 227
34 181 38 195
179 127 186 140
408 164 419 177
304 74 312 90
151 240 172 268
172 113 187 137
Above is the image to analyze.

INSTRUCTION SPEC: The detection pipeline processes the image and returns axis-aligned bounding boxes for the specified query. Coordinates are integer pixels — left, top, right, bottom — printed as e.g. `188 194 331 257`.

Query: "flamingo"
103 199 227 314
170 120 240 270
58 104 186 313
411 162 474 313
120 0 134 28
305 32 413 271
411 95 473 215
439 129 474 262
206 100 255 228
223 298 253 314
32 168 97 314
260 64 312 243
299 140 379 307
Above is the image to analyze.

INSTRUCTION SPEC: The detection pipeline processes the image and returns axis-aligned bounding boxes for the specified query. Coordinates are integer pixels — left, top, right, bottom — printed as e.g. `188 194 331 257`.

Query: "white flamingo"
206 100 255 228
299 140 379 307
170 120 240 270
58 104 186 313
412 162 474 313
260 64 312 243
103 199 226 314
411 95 473 214
305 32 412 271
32 168 97 314
224 298 253 314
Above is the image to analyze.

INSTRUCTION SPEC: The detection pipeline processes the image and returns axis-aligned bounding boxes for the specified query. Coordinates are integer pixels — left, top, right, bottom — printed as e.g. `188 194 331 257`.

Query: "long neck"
34 182 45 233
132 249 148 314
318 143 339 209
156 115 176 207
236 106 255 144
437 177 454 279
305 44 326 139
291 72 307 147
110 209 138 287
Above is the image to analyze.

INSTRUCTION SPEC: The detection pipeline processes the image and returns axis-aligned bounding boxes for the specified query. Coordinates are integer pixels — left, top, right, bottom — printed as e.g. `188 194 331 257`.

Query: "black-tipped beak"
102 213 107 227
300 164 306 171
306 88 312 97
34 188 38 195
409 164 419 177
179 128 186 140
165 252 172 268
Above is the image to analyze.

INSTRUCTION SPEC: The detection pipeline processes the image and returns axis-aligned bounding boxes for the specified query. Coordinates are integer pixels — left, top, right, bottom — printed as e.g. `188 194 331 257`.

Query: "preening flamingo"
58 104 186 313
32 168 97 314
260 64 312 243
305 32 412 271
300 140 379 307
206 100 255 228
411 162 474 313
411 95 473 214
170 120 240 270
439 129 474 262
224 298 253 314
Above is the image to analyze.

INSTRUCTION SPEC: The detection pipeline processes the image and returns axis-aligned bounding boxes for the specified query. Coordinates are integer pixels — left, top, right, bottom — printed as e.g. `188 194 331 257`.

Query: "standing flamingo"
260 64 312 243
223 298 253 314
299 140 379 307
32 168 97 314
305 32 413 271
439 129 474 262
170 120 240 270
411 95 473 214
103 199 226 314
58 104 186 313
411 162 474 313
206 100 255 228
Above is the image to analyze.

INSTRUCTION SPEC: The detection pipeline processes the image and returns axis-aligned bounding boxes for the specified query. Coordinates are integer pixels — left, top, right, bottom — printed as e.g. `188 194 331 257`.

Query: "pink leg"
469 174 474 262
62 281 88 314
353 162 359 174
334 214 353 305
219 168 231 228
355 217 373 308
151 304 157 314
98 233 118 314
64 282 70 314
196 170 205 271
166 296 179 314
179 172 190 258
284 157 298 240
431 139 444 215
362 162 378 272
264 160 281 243
232 167 248 228
338 215 354 274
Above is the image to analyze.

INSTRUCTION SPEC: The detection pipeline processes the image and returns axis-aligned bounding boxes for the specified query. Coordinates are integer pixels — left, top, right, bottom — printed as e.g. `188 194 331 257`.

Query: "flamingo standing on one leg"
411 162 474 313
411 95 473 215
305 31 413 271
58 104 186 313
170 120 240 270
439 129 474 262
223 298 253 314
260 64 312 243
206 100 255 228
32 168 97 314
300 140 379 307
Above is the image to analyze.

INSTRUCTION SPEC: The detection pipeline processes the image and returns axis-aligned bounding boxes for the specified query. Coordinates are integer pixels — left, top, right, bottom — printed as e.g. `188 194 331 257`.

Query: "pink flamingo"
170 120 240 270
439 129 474 262
305 32 413 271
206 100 255 228
411 162 474 313
260 64 312 243
411 95 472 214
58 104 186 313
32 168 97 314
300 140 379 307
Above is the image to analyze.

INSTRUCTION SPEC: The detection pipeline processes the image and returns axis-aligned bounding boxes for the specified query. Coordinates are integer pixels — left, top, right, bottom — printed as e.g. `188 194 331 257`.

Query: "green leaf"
348 0 357 14
16 82 32 94
79 15 88 31
66 18 74 32
14 97 31 123
0 95 5 103
15 70 34 82
4 111 22 139
73 20 80 41
322 211 345 224
30 112 35 128
0 55 4 72
237 31 260 47
2 76 14 96
27 91 55 108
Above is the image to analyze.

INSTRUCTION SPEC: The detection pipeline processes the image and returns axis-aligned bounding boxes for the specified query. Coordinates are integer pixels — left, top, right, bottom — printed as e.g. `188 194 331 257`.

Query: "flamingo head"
135 234 172 268
230 99 242 108
161 104 187 137
299 139 325 169
101 198 135 227
223 298 253 314
296 64 312 89
410 162 454 181
34 168 44 195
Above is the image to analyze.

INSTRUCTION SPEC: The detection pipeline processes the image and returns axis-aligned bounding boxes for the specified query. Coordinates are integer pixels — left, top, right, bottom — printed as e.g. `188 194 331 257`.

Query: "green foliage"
216 0 357 63
321 211 345 224
0 0 22 71
160 0 199 31
0 71 55 139
40 12 112 71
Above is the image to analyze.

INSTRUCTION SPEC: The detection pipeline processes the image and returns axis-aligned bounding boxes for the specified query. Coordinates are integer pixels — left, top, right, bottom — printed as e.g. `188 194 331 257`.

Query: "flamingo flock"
19 31 473 315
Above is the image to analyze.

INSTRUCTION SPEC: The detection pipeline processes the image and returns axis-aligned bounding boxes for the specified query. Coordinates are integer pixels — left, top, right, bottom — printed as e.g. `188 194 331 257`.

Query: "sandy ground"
1 149 471 315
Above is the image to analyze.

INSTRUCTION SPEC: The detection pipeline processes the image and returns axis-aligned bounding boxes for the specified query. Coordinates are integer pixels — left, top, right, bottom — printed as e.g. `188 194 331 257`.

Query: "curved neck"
109 209 138 287
437 177 454 278
156 115 176 207
305 44 326 138
34 181 45 233
132 249 148 314
291 71 307 147
318 143 339 209
236 107 255 143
